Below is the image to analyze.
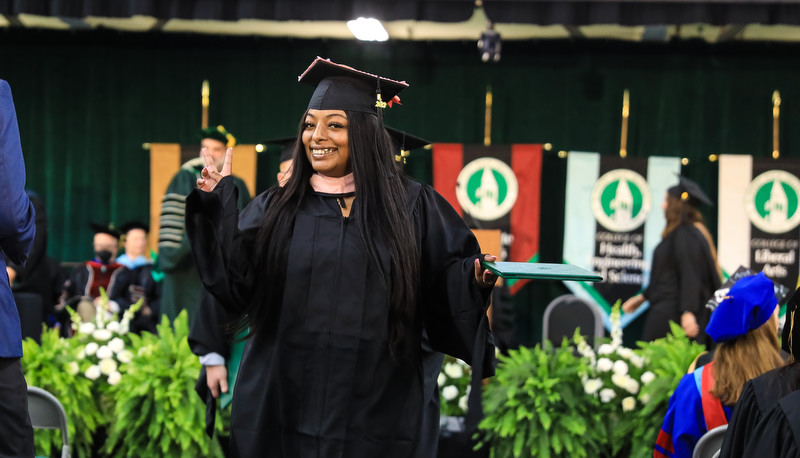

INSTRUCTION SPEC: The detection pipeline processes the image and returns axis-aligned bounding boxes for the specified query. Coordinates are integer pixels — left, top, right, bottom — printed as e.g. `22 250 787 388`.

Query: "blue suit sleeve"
0 80 35 266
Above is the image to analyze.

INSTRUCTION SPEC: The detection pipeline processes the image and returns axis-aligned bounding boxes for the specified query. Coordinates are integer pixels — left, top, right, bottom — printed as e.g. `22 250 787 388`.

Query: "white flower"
107 371 122 386
119 321 130 335
96 345 113 360
444 363 464 379
108 337 125 354
611 372 628 389
584 378 603 396
624 378 640 394
616 347 634 360
437 372 446 386
622 396 636 412
630 355 645 368
77 350 86 360
99 358 118 375
105 321 120 333
85 365 101 380
442 385 459 401
66 361 79 375
84 342 99 356
641 371 656 385
92 329 112 341
117 350 133 364
78 322 96 335
612 359 628 375
640 394 651 404
597 344 614 355
596 358 614 372
599 388 616 403
458 395 469 412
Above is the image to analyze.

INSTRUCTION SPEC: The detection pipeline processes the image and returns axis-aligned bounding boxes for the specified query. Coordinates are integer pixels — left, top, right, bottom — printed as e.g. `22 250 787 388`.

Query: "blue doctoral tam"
705 272 777 343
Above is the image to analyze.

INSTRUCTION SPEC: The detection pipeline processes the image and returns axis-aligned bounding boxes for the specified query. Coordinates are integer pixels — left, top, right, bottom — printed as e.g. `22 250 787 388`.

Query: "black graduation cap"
667 175 713 207
298 57 409 115
89 222 120 239
262 136 297 163
385 126 430 163
119 221 149 235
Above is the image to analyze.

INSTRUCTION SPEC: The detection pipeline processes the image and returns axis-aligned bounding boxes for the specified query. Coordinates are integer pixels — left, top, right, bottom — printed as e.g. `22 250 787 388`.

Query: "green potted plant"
478 339 606 457
101 311 222 457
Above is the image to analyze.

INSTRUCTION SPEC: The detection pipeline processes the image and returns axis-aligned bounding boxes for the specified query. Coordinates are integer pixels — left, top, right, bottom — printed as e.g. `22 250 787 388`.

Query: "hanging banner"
433 144 542 294
718 155 800 293
562 152 682 327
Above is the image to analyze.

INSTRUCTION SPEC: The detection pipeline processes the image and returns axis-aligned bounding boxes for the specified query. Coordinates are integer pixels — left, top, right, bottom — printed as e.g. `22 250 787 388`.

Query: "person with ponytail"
623 176 721 344
184 57 497 457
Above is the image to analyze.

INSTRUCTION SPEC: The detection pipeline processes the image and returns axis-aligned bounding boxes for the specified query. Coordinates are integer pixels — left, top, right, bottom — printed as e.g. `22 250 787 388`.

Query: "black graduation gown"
185 176 494 458
642 224 720 343
127 264 161 334
719 363 800 458
736 390 800 458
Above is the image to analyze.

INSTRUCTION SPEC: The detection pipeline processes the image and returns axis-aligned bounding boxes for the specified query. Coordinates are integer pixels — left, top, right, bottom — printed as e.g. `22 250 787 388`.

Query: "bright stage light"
347 17 389 42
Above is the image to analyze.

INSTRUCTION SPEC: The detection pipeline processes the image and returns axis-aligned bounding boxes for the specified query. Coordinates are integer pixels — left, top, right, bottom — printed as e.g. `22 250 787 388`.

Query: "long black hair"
246 109 420 354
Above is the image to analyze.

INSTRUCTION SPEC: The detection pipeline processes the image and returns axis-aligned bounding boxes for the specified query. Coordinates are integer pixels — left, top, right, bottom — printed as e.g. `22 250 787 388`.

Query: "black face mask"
96 250 113 264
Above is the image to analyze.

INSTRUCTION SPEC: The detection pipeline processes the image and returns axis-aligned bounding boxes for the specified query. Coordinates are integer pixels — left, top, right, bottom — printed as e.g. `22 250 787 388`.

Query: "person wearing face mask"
157 126 251 327
58 223 135 323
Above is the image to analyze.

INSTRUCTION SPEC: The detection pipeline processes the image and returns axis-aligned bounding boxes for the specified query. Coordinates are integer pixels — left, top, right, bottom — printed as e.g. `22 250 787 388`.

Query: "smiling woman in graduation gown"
185 57 496 458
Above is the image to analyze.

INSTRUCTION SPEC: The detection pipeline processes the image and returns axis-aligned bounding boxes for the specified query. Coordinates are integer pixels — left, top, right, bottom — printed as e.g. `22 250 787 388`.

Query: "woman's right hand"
196 146 233 192
622 293 645 314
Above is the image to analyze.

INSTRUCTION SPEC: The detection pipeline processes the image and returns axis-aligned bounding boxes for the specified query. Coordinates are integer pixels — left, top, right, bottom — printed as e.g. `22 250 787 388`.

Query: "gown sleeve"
740 391 800 458
184 176 275 315
655 373 705 458
413 183 496 429
673 226 719 316
158 169 197 273
719 381 762 458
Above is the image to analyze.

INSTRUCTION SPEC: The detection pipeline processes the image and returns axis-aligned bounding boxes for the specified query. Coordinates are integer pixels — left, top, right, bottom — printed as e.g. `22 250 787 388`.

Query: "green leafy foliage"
102 311 222 457
478 340 606 458
22 328 104 457
628 322 706 458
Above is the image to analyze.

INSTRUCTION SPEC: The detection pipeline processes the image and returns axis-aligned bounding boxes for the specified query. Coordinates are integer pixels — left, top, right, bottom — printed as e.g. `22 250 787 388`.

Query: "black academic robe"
719 363 800 458
186 176 494 458
642 224 720 344
61 261 134 313
735 390 800 458
127 264 161 334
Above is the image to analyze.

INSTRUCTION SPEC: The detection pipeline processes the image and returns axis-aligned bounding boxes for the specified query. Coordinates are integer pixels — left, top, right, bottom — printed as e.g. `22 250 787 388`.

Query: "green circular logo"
591 169 651 232
456 157 518 221
745 170 800 234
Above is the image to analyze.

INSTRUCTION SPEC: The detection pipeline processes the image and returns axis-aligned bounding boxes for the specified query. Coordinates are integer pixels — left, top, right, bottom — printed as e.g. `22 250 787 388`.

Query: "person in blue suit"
0 79 36 457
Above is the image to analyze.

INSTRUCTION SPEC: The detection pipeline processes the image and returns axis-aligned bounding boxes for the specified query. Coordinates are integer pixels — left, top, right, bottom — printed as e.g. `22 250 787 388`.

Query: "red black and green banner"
433 144 542 295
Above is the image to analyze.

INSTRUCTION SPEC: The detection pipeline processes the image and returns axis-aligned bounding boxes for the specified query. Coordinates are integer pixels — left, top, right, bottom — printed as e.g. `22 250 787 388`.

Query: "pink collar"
309 172 355 194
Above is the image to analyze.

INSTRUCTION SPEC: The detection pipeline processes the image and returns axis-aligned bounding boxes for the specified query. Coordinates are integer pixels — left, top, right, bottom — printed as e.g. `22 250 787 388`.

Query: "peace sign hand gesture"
196 146 233 192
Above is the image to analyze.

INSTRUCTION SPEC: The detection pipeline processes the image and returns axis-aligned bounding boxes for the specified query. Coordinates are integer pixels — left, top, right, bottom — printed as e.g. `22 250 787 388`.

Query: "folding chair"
542 294 604 347
27 386 70 458
692 424 727 458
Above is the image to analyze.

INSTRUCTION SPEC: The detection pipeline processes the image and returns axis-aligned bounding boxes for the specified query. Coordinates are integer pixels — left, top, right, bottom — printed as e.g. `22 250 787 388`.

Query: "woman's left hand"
474 254 499 289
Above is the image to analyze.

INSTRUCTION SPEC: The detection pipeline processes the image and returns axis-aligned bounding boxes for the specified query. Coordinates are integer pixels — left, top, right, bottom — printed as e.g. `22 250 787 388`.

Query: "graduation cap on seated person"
89 222 120 240
385 126 430 164
262 136 298 163
199 125 237 148
119 221 149 236
298 57 409 115
667 175 713 207
705 272 777 343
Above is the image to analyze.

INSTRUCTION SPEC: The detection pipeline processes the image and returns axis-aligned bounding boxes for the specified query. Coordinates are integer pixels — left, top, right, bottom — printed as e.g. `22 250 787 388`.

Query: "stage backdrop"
718 155 800 292
562 152 682 328
433 144 542 294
